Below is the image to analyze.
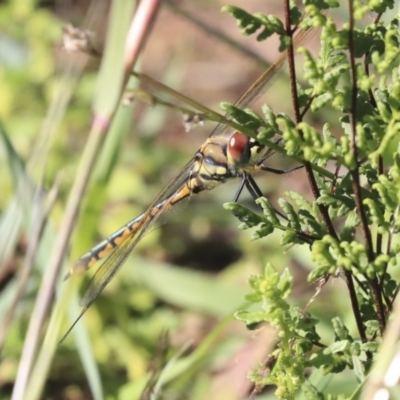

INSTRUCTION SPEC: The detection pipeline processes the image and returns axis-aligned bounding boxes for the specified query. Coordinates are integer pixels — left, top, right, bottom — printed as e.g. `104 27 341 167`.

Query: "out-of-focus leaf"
131 257 247 317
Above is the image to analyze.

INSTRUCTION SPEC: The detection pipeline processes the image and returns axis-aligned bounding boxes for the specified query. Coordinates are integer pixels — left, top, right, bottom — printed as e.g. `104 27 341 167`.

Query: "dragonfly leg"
243 174 315 244
260 165 304 174
232 173 264 206
232 175 247 202
256 138 303 174
245 173 263 200
245 174 289 219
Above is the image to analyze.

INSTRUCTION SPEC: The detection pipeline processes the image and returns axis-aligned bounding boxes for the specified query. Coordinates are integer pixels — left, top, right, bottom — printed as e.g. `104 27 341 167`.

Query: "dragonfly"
61 26 313 342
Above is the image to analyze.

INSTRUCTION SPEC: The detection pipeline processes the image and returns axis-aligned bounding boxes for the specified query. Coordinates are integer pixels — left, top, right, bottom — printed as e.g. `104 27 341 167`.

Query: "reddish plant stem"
347 0 385 335
283 1 369 344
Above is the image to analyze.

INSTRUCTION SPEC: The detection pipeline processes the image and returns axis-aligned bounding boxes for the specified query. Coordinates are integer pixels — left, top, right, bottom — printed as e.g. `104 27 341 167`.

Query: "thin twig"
283 1 336 237
347 0 386 335
299 94 316 120
347 2 373 266
283 0 369 345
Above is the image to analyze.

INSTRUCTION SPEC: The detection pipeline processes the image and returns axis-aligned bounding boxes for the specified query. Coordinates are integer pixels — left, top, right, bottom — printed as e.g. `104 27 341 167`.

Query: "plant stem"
283 0 369 345
347 0 385 335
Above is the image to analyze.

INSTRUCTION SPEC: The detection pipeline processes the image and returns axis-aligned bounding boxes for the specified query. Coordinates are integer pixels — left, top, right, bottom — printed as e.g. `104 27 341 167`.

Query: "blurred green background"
0 1 356 399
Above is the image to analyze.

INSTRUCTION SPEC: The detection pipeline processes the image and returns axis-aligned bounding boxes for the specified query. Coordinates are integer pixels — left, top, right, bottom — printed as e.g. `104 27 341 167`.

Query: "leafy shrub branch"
223 0 399 398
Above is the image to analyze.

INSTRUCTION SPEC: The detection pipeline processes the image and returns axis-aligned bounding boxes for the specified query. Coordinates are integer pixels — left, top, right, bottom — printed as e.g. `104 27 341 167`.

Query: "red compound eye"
228 131 250 165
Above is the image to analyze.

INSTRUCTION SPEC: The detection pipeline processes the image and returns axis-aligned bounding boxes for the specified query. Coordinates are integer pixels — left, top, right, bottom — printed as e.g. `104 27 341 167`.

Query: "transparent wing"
59 158 200 343
71 157 197 305
209 27 313 139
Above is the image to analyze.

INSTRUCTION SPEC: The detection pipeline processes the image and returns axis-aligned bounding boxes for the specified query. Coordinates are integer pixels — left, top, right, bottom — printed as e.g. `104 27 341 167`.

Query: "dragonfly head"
227 131 269 170
196 132 271 189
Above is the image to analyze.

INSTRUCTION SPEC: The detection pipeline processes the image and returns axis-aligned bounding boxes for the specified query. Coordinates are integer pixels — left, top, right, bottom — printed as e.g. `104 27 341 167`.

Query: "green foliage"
236 265 319 399
221 103 269 132
222 5 287 42
223 2 400 399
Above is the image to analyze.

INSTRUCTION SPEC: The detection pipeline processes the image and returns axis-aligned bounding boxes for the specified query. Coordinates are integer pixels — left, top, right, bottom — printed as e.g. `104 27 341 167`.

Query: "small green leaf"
221 6 285 40
324 340 350 354
223 202 263 228
332 317 351 341
220 103 264 132
234 310 269 327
